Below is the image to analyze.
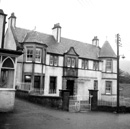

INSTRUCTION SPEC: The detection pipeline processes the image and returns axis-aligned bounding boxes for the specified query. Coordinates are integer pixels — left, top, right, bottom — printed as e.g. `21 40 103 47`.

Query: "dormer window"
35 48 41 63
106 59 112 72
67 57 76 68
26 47 33 62
67 57 71 67
71 58 75 68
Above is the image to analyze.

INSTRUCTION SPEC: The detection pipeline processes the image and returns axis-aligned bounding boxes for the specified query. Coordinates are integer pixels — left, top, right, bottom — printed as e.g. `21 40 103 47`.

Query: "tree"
119 69 130 83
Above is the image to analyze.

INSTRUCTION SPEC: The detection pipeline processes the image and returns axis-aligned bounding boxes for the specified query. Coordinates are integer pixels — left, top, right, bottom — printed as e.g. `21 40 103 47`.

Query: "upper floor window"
82 59 88 69
105 81 112 94
35 48 42 63
50 55 58 66
93 61 99 70
26 47 33 62
67 57 76 68
106 59 112 72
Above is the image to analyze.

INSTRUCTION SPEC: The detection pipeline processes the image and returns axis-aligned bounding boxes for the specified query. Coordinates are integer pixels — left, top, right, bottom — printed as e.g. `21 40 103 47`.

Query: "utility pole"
116 33 121 113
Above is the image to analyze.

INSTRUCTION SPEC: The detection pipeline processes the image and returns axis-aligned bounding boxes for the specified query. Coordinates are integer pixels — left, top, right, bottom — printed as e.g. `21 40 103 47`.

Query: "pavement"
1 98 130 129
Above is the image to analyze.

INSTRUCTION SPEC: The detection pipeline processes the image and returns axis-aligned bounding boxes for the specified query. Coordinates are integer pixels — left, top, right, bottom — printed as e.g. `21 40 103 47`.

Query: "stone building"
4 13 117 102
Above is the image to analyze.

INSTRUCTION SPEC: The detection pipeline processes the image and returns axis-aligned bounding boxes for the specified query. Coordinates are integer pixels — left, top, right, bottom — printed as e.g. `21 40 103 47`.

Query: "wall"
0 89 15 112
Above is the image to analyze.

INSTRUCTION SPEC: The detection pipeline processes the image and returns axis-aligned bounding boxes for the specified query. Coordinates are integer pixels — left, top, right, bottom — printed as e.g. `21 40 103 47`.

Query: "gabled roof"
99 41 117 58
13 27 100 60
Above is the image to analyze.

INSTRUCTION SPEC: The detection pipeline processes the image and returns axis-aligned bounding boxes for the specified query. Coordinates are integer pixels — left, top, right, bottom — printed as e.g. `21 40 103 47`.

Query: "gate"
69 95 91 112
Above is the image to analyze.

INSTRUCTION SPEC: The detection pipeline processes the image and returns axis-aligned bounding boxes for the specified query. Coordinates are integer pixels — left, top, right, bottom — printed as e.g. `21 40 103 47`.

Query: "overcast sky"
1 0 130 60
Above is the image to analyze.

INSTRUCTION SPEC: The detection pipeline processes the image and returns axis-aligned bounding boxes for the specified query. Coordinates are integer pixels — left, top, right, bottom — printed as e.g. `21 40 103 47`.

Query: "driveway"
0 98 130 129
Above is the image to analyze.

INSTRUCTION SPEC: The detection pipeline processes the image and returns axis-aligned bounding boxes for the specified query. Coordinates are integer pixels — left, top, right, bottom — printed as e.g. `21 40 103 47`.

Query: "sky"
1 0 130 60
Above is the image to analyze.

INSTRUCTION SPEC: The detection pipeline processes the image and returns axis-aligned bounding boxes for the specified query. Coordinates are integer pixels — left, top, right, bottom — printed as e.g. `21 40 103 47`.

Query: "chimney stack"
92 36 99 47
8 12 16 28
52 23 61 43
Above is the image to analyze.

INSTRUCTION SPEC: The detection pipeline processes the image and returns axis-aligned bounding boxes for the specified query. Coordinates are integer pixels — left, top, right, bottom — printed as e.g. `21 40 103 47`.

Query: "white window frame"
26 47 33 62
50 55 58 66
35 48 42 63
67 57 71 67
105 81 112 94
71 58 76 68
93 61 99 70
106 59 112 72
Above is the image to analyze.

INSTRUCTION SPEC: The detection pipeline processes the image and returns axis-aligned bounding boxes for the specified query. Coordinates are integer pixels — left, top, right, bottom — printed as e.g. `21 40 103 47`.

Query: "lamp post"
116 33 120 113
116 34 124 113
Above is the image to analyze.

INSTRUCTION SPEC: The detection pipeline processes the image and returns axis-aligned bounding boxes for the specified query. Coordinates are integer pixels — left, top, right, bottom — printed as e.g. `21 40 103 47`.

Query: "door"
89 90 98 111
66 80 74 96
34 76 40 89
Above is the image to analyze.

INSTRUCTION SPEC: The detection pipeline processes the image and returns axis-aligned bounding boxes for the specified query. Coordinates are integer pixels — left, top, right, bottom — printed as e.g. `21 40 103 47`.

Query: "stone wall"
16 90 62 109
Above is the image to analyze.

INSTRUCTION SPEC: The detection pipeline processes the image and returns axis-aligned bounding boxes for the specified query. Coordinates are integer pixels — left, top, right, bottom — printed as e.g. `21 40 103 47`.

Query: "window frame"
35 48 42 63
82 59 88 69
49 76 57 94
49 55 59 66
67 57 76 68
26 47 33 62
94 80 98 90
106 59 112 72
93 61 99 70
105 81 112 94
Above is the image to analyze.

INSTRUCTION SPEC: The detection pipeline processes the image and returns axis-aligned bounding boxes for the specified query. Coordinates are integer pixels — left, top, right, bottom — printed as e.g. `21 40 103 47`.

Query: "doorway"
34 76 40 89
66 80 74 96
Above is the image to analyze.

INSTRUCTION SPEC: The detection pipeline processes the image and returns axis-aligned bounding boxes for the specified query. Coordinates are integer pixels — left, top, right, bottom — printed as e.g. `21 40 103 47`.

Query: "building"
4 13 117 102
0 10 22 112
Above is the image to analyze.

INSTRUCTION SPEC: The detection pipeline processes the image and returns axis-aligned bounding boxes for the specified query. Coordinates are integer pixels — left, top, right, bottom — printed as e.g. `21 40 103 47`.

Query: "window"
71 58 75 68
24 75 31 83
67 57 76 68
26 47 33 62
93 61 99 70
50 55 58 66
94 80 98 90
82 59 88 69
67 57 71 67
106 59 112 72
105 81 112 94
49 77 57 94
35 48 41 63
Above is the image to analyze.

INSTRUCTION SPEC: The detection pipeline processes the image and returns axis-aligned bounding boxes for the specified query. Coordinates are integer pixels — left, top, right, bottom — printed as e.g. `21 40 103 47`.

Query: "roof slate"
13 27 115 60
99 41 117 58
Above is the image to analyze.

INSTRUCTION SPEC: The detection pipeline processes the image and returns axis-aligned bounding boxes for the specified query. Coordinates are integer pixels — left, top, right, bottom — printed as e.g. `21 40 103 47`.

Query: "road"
0 98 130 129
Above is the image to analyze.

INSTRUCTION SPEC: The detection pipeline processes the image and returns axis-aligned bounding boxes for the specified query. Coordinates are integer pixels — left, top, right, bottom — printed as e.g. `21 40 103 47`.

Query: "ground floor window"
0 69 14 88
24 75 31 83
105 81 112 94
94 80 98 90
49 76 57 94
